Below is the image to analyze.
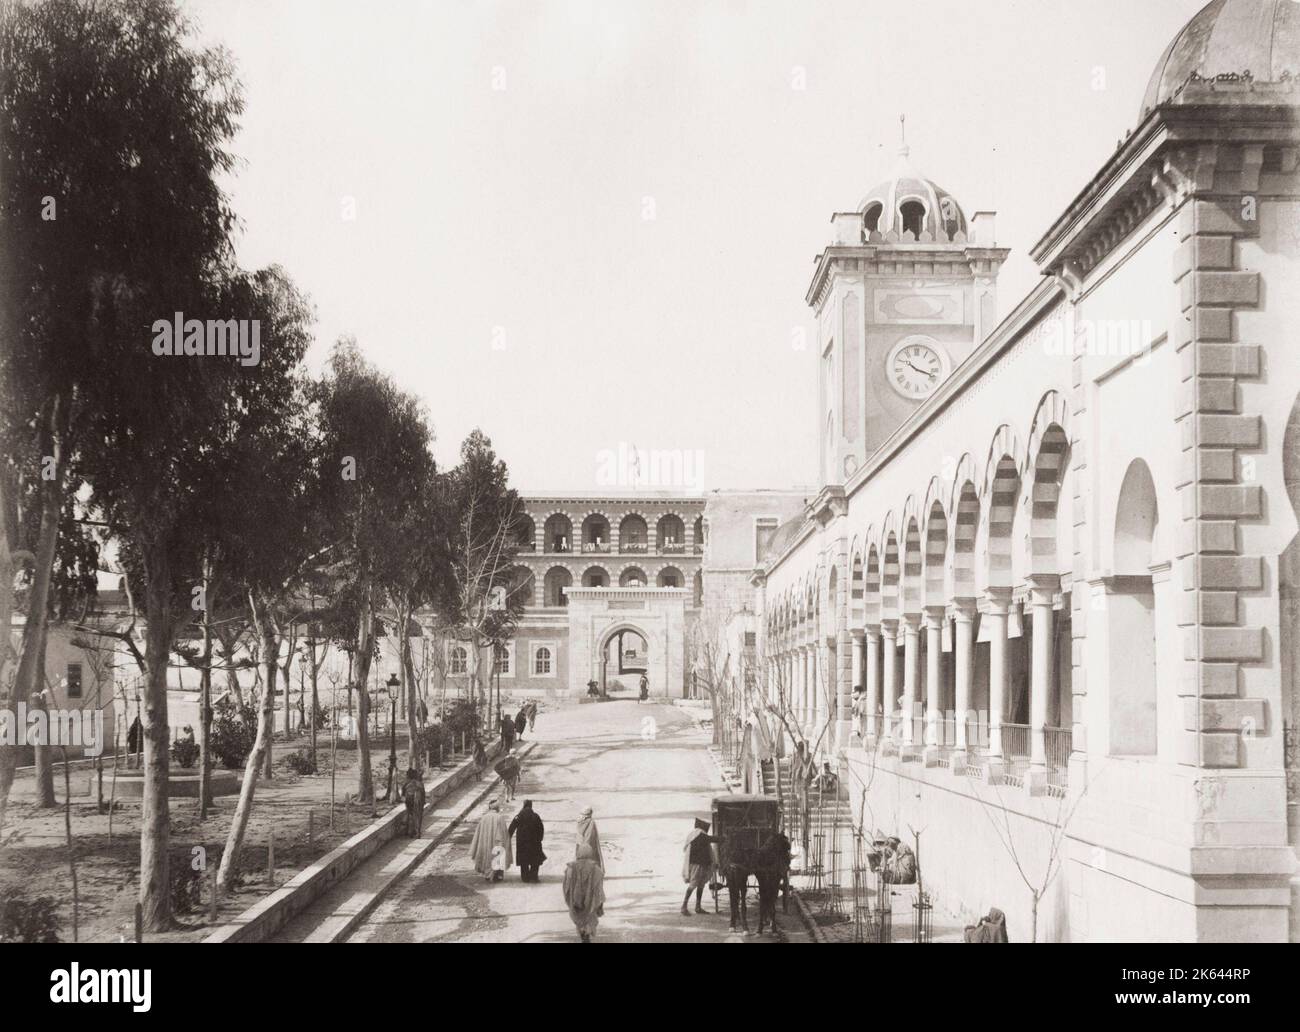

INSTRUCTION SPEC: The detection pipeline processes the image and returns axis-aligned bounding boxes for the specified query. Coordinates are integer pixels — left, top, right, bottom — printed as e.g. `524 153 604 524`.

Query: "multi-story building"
753 0 1300 941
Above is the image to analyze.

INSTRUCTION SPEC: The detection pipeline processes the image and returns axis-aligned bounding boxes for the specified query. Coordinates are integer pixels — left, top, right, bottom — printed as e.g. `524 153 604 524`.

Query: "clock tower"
807 145 1008 487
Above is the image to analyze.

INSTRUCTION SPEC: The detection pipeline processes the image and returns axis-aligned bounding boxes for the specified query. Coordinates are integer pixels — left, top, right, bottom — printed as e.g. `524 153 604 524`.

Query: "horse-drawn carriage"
712 795 790 936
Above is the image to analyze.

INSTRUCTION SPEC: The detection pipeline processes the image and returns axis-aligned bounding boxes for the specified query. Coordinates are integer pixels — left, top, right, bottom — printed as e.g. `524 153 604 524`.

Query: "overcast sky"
185 0 1208 494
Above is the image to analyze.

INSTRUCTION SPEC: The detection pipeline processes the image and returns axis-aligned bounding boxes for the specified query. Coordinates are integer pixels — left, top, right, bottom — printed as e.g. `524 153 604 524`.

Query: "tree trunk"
199 563 213 819
217 620 278 892
139 567 174 931
15 416 64 809
0 471 21 830
308 634 319 770
354 594 375 805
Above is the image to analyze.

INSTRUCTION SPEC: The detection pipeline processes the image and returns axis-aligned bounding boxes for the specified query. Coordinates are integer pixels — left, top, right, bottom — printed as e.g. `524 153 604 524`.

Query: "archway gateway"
565 586 688 699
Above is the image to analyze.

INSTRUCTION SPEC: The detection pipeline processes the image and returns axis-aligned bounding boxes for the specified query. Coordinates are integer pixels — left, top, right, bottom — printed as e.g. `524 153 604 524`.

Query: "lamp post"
386 673 399 793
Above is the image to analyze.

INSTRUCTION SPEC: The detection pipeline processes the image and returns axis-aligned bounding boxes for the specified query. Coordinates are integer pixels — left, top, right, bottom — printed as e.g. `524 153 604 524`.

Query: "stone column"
985 588 1012 767
880 620 898 741
952 599 976 763
847 629 864 747
901 614 921 748
923 607 944 754
864 625 881 739
1028 575 1059 788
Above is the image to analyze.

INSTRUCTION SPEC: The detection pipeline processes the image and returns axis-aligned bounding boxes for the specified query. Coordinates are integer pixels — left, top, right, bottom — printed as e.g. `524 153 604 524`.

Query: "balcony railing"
1000 722 1030 776
693 543 703 554
621 541 648 554
582 542 611 553
660 542 686 555
546 539 571 553
1045 726 1071 794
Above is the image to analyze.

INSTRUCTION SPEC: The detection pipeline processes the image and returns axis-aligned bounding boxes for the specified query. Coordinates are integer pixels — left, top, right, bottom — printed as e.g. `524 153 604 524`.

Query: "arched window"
899 200 926 238
582 566 609 588
620 566 647 587
657 514 685 552
693 516 705 552
449 645 468 675
493 642 511 675
1109 459 1161 757
544 514 573 553
693 569 703 607
657 566 683 588
863 202 883 234
544 566 573 607
534 646 552 675
582 513 610 551
516 515 536 551
620 514 648 552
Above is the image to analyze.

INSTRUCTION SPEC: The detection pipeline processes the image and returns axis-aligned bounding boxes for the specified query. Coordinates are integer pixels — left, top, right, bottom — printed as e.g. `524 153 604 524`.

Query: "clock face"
888 338 946 399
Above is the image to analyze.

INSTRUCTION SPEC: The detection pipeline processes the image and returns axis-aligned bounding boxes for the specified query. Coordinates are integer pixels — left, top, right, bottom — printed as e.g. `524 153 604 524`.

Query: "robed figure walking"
575 806 604 871
509 800 546 882
469 799 513 881
563 844 606 942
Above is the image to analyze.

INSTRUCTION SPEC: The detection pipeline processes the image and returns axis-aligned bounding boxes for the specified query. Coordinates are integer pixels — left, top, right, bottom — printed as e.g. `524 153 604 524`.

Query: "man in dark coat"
509 800 546 882
499 711 516 750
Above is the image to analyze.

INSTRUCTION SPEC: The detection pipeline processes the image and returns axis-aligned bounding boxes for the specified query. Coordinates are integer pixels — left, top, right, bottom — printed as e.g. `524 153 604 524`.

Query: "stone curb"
297 741 538 944
203 739 525 943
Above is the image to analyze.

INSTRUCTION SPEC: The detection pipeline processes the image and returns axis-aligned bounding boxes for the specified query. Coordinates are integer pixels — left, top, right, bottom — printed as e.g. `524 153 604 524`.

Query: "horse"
725 831 792 936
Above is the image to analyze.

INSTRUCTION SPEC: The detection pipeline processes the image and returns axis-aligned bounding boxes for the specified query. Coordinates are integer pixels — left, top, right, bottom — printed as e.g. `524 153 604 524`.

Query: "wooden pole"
267 828 275 886
209 864 218 923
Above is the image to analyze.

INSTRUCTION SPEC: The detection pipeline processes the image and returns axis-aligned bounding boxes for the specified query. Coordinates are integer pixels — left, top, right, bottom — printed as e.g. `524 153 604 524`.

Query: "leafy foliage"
210 697 257 771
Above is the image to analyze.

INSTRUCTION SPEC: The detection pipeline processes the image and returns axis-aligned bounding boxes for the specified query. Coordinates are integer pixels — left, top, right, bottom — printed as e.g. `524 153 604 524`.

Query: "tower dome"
857 145 967 243
1140 0 1300 119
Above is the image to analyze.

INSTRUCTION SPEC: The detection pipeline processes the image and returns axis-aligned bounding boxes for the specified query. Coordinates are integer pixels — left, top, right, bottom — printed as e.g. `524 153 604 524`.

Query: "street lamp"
386 674 400 798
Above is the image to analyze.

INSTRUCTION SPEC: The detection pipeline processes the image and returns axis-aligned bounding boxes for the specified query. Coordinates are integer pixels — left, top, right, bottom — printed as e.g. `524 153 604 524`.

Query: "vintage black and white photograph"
1 0 1299 983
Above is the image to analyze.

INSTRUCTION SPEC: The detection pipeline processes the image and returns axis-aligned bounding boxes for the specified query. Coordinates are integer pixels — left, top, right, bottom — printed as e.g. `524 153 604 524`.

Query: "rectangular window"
66 662 83 700
493 642 513 676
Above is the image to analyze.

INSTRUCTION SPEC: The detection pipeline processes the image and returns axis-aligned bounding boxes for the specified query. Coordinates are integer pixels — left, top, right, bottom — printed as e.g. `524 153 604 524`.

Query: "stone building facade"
752 0 1300 942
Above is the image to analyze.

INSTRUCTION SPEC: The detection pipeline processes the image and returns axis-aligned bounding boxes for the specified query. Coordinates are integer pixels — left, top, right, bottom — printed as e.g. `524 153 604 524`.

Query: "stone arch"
507 565 535 607
1025 391 1073 576
950 479 981 599
881 531 901 620
849 544 865 627
543 565 573 606
864 543 882 624
656 513 687 547
543 512 574 553
618 564 648 587
516 515 536 550
901 514 924 614
656 565 684 588
923 499 948 607
618 513 649 550
581 564 610 587
581 512 612 548
981 427 1023 590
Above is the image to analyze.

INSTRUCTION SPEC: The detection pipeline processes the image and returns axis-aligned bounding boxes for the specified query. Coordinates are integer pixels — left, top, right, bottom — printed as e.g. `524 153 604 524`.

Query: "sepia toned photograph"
1 0 1298 997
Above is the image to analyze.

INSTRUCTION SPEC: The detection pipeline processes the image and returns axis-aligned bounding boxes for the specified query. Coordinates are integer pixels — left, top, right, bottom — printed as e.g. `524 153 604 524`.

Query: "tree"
0 0 242 834
432 430 527 728
314 338 434 806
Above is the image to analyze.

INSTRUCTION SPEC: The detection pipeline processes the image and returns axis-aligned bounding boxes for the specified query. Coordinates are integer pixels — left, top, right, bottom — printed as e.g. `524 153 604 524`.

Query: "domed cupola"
1140 0 1300 119
856 145 968 244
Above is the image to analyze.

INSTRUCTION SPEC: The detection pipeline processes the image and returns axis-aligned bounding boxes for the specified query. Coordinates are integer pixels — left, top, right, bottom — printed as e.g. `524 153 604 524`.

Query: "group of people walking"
468 794 607 942
498 700 538 751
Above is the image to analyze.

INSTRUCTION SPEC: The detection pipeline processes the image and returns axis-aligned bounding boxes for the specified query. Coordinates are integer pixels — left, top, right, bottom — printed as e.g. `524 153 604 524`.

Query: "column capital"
922 605 946 629
983 586 1013 612
951 596 979 621
850 627 866 641
900 612 922 632
879 617 899 636
1027 573 1061 605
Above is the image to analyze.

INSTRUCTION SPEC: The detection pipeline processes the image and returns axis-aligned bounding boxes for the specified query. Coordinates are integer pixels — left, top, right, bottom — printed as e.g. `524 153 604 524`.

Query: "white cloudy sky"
184 0 1208 493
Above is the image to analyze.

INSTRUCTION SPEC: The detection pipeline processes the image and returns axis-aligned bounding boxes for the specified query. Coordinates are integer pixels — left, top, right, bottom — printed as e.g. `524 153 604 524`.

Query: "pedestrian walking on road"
575 806 604 871
469 799 513 882
563 844 606 942
499 711 516 751
509 800 546 882
514 705 527 741
526 700 538 733
681 817 719 915
495 746 521 802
